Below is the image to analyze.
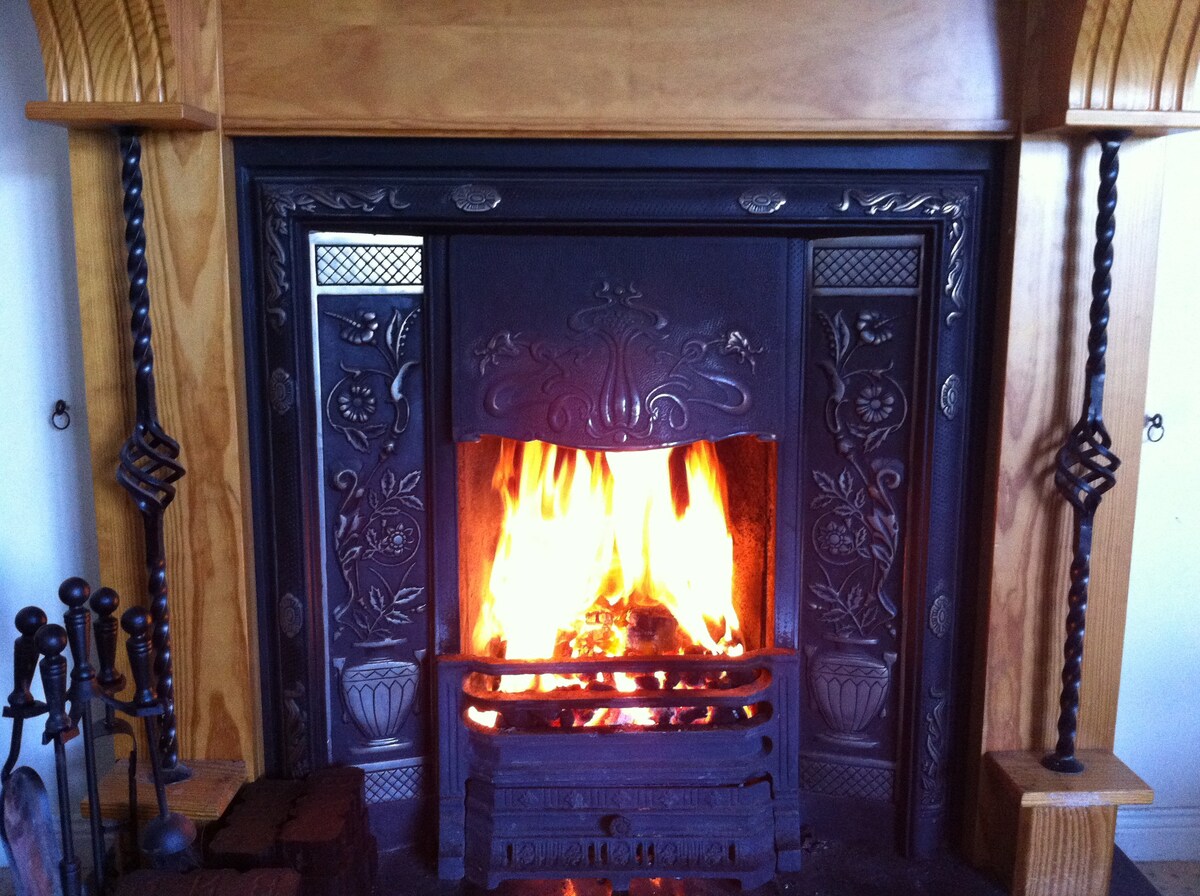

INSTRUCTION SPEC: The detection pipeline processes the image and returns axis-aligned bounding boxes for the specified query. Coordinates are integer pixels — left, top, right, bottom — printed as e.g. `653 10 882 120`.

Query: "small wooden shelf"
81 758 246 825
26 101 218 132
984 750 1153 896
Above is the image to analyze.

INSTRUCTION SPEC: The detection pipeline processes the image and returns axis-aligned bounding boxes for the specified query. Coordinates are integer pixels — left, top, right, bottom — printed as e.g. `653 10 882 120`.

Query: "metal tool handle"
122 608 158 712
90 587 125 693
37 625 72 741
8 607 47 708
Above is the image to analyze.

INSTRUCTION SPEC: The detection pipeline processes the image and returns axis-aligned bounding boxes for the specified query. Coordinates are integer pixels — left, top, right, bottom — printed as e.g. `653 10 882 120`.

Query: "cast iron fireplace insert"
236 139 999 890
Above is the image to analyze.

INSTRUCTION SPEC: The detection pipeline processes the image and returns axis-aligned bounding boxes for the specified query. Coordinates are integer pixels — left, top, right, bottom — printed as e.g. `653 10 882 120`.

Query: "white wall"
1115 130 1200 862
1 0 1197 864
0 0 98 860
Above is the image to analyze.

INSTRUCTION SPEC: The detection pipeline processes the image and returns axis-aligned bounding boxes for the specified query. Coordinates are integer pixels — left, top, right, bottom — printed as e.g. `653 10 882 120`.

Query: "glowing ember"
468 438 745 728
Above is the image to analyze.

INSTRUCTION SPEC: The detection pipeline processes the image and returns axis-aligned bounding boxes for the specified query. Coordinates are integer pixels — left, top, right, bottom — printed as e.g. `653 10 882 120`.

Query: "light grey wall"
0 0 99 861
1114 130 1200 862
0 0 1196 862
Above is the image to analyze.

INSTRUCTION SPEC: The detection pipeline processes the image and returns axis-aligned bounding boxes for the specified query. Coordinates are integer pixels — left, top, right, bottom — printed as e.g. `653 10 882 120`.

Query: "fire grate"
437 650 800 889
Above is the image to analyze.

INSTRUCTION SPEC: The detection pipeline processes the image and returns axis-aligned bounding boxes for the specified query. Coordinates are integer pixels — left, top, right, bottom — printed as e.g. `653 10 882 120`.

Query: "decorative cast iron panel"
316 290 429 821
450 235 787 450
237 139 996 874
799 235 928 846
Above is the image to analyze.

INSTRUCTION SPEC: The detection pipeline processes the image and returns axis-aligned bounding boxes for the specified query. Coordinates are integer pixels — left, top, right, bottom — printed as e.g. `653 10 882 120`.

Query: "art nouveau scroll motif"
259 186 411 328
476 280 763 446
835 189 970 327
451 234 787 450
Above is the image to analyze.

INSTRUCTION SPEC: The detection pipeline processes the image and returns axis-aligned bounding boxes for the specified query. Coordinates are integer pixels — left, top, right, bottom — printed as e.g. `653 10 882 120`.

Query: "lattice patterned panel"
364 764 424 804
315 244 423 286
800 758 894 801
812 247 920 289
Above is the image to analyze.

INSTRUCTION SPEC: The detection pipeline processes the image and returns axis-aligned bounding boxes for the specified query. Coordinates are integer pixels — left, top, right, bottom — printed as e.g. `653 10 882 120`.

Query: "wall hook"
50 400 71 430
1145 413 1164 443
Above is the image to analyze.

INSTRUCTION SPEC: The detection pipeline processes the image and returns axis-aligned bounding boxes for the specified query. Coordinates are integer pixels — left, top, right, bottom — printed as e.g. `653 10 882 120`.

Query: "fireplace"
237 139 999 889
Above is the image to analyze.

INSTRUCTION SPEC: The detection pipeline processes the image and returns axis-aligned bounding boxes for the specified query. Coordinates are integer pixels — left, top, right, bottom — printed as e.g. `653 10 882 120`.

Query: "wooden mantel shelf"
25 101 218 132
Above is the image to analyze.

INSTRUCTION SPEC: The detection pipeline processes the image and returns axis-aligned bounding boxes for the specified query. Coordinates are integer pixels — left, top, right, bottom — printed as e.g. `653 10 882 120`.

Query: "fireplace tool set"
0 577 196 896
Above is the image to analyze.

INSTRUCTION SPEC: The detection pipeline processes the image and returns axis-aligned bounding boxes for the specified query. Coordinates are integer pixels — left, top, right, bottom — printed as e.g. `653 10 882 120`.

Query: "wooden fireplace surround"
22 0 1199 886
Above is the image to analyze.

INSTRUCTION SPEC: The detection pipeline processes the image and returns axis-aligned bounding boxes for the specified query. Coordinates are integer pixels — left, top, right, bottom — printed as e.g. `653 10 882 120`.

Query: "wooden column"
25 0 261 782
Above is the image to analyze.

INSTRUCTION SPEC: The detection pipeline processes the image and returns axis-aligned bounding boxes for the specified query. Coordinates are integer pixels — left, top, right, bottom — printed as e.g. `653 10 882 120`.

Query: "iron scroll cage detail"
1042 131 1129 775
115 130 188 777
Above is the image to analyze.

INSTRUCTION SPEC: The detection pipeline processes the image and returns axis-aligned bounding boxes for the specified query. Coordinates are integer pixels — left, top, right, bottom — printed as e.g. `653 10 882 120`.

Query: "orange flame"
469 439 743 725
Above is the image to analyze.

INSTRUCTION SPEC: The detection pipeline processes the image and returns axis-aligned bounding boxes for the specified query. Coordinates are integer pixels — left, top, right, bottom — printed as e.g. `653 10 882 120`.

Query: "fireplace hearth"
237 140 999 889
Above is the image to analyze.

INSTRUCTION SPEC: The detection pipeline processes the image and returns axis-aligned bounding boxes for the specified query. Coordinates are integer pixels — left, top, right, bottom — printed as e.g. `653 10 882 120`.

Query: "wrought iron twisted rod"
1043 132 1129 774
116 130 187 777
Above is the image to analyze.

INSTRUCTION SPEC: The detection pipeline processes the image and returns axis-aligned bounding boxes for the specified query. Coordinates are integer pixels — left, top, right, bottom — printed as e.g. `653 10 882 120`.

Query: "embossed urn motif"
805 636 896 748
334 640 425 750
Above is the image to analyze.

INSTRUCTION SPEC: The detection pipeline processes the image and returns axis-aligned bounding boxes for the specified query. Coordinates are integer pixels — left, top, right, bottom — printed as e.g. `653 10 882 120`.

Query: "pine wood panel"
968 133 1164 861
977 135 1162 756
66 128 144 667
984 750 1152 896
987 750 1154 807
1015 804 1117 896
25 100 216 130
26 0 207 108
219 0 1020 137
61 0 262 777
82 758 246 823
1029 0 1200 132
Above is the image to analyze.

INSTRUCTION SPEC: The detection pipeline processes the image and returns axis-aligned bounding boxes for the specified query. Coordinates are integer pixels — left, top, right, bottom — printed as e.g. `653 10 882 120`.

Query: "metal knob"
604 814 632 838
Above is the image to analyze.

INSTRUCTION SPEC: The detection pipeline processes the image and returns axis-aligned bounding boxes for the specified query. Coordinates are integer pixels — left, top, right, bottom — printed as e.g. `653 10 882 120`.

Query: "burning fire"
468 438 745 728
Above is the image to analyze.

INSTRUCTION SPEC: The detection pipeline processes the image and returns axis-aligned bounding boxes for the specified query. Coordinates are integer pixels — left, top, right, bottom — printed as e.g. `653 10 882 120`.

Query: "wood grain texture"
67 127 145 679
967 134 1163 862
984 750 1152 896
987 750 1154 808
219 0 1020 137
133 0 261 776
61 0 262 777
26 0 214 126
1028 0 1200 132
25 100 217 130
1015 805 1117 896
82 758 246 823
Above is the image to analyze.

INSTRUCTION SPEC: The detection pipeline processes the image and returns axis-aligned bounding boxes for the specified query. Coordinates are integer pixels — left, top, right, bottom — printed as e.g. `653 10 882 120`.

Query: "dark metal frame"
234 139 1001 880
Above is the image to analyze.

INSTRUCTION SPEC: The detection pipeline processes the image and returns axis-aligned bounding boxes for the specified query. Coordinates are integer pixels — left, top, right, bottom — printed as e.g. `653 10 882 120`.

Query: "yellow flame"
469 439 743 727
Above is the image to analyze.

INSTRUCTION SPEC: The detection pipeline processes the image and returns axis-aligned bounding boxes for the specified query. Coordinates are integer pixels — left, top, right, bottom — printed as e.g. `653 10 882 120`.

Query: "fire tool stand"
983 132 1153 896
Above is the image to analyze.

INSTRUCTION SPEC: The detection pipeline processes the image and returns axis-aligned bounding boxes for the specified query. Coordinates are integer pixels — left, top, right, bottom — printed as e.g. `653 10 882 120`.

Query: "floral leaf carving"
343 428 371 453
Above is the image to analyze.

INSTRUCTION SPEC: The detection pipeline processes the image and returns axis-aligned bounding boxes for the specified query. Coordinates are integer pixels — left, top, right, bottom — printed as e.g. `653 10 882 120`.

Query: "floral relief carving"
324 307 420 453
476 280 762 445
331 465 427 643
318 303 428 646
807 309 907 638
